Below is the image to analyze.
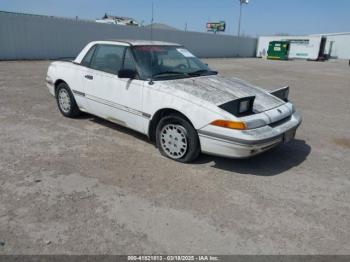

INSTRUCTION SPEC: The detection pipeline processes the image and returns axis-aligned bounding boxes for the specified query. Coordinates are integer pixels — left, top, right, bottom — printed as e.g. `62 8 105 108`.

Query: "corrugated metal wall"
0 11 257 60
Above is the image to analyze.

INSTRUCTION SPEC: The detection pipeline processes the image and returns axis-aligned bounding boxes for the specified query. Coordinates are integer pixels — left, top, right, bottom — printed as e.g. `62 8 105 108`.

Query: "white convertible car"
46 40 302 163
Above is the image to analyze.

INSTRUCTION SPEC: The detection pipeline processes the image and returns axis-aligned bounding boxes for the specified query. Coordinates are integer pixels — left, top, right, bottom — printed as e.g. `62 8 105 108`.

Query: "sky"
1 0 349 36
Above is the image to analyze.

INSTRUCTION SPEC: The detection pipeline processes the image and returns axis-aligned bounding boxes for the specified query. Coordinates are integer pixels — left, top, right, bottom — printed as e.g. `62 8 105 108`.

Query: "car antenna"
149 1 155 85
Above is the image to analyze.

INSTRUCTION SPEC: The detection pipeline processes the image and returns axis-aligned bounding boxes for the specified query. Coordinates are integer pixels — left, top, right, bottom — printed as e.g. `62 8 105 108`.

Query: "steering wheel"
175 64 188 70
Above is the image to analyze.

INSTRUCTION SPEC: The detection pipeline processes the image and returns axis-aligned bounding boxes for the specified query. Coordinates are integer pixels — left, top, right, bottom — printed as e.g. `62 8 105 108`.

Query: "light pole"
237 0 249 37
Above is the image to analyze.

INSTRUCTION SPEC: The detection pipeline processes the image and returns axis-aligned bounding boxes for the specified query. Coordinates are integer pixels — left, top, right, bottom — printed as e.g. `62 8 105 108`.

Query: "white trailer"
312 32 350 59
257 35 324 60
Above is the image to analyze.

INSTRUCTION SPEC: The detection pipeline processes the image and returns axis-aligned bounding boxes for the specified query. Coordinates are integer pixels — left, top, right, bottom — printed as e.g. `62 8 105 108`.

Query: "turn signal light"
210 120 247 130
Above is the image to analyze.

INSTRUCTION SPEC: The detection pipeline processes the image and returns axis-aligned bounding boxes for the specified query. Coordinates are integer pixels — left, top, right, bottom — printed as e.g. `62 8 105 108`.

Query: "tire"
56 82 81 118
156 114 201 163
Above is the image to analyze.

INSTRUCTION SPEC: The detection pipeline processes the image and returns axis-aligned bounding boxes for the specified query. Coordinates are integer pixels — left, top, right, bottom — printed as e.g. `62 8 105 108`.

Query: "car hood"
159 75 285 113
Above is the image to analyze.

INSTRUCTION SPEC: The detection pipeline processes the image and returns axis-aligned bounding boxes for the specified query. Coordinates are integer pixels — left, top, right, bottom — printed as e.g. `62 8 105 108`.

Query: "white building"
257 32 350 60
312 32 350 60
96 14 139 27
256 35 324 60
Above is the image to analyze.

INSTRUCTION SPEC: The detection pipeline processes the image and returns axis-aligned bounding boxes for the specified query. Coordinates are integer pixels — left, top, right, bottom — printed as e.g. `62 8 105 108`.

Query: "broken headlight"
219 96 255 117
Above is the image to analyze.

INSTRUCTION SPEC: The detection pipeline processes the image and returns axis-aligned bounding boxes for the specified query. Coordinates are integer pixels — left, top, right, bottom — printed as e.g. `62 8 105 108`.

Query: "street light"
237 0 249 37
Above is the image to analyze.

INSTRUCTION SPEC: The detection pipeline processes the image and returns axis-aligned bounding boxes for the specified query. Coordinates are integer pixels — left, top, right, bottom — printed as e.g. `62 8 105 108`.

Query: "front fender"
143 83 227 131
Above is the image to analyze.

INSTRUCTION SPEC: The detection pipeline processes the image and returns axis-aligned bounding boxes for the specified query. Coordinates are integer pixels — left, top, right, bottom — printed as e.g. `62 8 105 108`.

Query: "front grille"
269 116 291 128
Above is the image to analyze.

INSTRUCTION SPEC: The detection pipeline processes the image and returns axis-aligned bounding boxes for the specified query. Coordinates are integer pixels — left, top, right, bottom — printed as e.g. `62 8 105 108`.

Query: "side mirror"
118 69 137 79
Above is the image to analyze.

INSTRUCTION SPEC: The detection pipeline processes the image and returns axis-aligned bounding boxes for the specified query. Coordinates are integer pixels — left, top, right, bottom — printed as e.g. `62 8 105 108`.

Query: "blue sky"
1 0 349 36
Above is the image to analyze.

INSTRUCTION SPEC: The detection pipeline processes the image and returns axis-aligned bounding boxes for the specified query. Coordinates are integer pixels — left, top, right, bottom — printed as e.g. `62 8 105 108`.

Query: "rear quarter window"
81 45 96 67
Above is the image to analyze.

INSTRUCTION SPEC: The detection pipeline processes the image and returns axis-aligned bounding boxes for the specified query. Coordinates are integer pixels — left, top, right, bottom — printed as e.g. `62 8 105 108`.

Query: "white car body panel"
82 68 145 132
46 40 302 159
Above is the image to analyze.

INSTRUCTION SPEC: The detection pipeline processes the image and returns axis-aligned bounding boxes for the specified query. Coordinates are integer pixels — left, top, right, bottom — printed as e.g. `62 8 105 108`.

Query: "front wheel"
156 114 201 163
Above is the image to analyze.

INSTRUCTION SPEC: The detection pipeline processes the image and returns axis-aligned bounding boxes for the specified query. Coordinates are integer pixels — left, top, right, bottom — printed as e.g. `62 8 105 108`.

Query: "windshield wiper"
152 71 188 78
188 69 218 76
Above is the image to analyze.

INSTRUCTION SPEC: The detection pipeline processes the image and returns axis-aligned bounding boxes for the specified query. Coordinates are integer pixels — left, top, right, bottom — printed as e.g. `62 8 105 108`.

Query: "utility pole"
237 0 249 37
150 2 154 41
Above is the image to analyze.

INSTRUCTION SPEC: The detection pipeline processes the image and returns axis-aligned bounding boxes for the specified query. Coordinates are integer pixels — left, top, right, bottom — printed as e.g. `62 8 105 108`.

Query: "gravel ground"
0 58 349 255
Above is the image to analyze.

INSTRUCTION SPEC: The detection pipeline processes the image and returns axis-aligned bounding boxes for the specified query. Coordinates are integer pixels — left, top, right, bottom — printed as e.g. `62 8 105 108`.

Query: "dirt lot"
0 58 349 255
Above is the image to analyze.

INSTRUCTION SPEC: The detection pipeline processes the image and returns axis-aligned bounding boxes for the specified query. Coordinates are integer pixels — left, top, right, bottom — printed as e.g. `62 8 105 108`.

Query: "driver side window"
90 45 126 75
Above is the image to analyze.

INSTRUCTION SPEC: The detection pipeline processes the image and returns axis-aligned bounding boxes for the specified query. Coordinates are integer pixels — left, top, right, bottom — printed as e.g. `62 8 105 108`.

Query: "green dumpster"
267 41 290 60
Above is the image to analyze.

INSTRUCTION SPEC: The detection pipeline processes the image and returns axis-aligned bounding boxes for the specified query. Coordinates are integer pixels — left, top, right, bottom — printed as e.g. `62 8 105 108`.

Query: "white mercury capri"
46 40 302 163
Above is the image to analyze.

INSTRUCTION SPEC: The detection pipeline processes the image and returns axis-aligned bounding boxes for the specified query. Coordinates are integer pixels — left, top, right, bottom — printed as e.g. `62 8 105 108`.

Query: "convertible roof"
107 39 181 46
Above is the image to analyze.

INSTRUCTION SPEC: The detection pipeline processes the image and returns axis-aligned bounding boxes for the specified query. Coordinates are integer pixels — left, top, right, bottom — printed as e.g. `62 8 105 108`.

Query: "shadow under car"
81 114 310 176
194 139 311 176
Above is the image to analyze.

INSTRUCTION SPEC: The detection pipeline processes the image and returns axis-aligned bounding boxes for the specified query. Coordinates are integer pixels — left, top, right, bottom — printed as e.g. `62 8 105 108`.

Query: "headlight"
270 86 289 102
210 120 247 130
219 96 255 117
239 100 250 113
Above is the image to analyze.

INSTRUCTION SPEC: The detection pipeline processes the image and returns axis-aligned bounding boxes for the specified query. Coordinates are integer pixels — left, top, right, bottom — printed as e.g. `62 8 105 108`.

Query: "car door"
83 44 146 134
70 45 97 111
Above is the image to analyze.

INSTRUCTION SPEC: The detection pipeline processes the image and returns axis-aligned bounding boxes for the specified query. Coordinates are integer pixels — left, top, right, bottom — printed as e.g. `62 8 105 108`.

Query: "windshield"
132 45 217 80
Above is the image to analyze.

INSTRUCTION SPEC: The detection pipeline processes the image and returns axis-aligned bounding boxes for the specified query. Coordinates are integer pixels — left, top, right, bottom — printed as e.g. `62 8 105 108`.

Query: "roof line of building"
311 32 350 36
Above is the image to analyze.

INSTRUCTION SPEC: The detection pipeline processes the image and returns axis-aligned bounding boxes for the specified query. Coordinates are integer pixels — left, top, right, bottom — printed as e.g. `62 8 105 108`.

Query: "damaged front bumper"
198 112 302 158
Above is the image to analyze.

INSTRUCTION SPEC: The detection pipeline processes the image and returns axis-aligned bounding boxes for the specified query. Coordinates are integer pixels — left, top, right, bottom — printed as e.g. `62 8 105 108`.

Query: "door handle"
85 75 93 80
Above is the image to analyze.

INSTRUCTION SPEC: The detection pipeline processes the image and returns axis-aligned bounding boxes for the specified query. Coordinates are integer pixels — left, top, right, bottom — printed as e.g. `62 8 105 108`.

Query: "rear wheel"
156 114 201 163
56 82 81 118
